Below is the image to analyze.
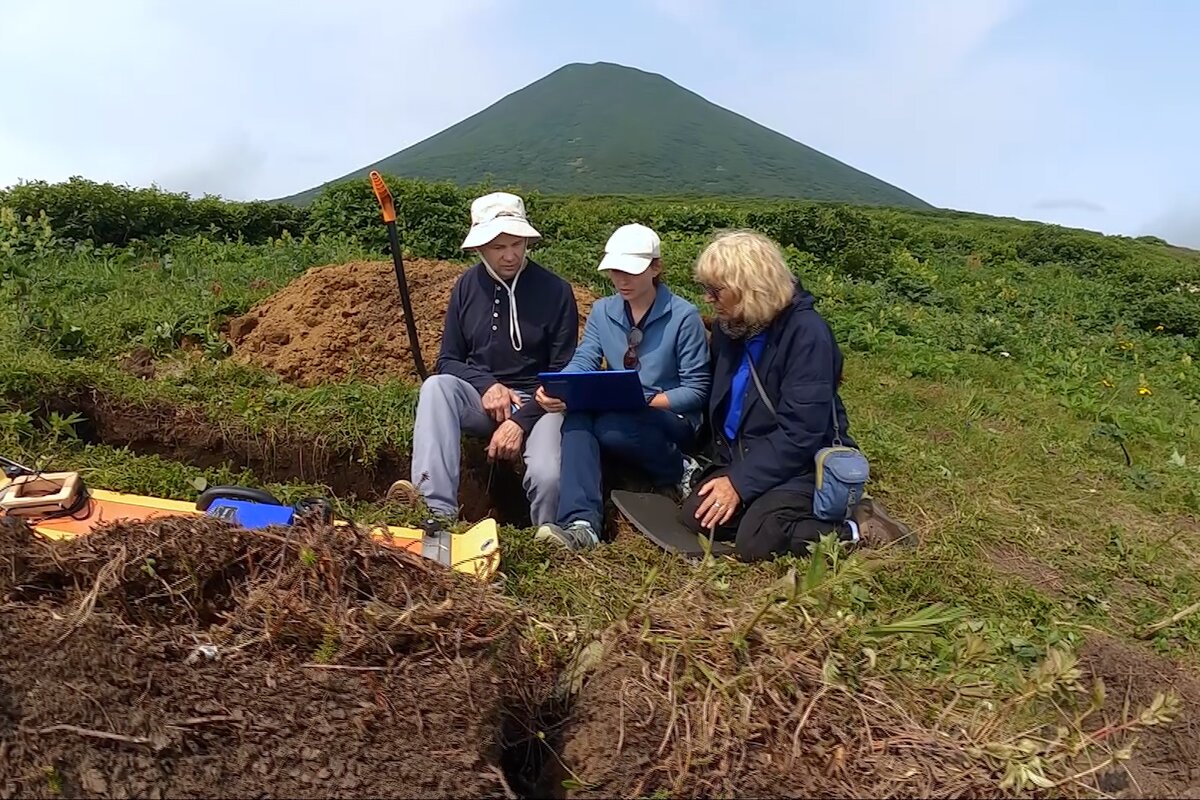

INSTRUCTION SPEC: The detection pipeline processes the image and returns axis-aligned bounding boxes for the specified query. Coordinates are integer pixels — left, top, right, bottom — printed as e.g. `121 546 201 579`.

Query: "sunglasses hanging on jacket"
624 301 649 370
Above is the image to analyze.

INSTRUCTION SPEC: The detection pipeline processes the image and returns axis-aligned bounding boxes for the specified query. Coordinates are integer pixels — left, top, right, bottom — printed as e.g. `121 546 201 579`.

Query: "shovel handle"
370 171 396 224
368 172 429 381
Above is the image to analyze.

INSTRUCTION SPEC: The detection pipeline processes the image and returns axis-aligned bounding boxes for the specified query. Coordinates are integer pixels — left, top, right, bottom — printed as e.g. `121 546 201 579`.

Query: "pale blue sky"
2 0 1197 246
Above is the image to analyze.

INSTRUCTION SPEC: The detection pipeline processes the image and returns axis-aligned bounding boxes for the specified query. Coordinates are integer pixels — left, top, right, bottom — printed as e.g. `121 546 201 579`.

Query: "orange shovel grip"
369 171 396 224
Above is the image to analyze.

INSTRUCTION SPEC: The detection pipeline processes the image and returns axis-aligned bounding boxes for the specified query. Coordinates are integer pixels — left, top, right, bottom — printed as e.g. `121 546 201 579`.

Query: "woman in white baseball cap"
532 223 711 551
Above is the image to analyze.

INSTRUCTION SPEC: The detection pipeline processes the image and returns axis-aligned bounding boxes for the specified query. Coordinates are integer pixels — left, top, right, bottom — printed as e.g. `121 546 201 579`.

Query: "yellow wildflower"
1138 385 1152 397
1119 341 1134 351
1155 324 1165 332
1101 378 1114 388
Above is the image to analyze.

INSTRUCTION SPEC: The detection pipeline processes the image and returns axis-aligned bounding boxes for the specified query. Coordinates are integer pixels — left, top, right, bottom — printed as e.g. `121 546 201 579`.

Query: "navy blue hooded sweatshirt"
708 285 854 504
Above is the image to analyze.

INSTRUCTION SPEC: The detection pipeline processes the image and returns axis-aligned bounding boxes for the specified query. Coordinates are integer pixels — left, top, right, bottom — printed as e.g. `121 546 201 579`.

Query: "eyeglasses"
624 327 643 370
701 283 724 300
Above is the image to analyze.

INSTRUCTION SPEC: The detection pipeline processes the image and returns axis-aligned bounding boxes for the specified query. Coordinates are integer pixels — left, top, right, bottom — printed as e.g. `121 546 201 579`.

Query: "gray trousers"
410 374 562 525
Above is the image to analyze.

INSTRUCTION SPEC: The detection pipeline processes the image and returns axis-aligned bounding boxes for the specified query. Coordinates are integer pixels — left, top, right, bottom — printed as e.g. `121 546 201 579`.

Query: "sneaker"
535 520 600 551
677 455 702 501
386 479 422 508
851 497 917 549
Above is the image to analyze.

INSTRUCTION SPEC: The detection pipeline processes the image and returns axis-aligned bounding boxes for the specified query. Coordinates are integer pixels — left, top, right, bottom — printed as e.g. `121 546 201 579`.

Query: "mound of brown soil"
228 259 598 388
0 517 553 799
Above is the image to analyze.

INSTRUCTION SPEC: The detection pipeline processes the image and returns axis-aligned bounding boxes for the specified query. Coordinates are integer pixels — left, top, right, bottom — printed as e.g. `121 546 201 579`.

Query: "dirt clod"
117 346 156 380
986 544 1069 597
228 259 598 387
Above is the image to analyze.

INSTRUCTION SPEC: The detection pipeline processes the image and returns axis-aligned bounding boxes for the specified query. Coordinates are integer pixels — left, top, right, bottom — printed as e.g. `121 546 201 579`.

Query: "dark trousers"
557 409 693 532
680 467 849 561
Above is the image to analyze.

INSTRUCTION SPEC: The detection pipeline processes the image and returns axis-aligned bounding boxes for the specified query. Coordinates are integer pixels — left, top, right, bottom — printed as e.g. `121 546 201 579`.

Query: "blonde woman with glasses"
683 230 915 560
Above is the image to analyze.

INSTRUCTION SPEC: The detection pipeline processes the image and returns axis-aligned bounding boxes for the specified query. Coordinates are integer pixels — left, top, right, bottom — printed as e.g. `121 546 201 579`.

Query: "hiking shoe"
535 520 600 551
852 497 917 549
385 479 422 508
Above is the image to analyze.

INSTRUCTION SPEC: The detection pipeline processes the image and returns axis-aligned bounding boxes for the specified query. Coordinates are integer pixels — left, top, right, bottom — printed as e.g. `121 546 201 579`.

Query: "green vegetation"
3 176 1200 792
279 62 932 209
0 177 306 247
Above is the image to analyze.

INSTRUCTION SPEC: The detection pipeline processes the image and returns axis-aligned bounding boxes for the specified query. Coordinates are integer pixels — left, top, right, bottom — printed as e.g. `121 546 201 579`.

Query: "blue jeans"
557 409 694 532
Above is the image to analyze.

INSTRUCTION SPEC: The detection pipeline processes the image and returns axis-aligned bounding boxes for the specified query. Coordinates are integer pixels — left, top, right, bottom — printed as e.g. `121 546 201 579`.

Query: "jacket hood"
766 282 815 330
790 281 816 312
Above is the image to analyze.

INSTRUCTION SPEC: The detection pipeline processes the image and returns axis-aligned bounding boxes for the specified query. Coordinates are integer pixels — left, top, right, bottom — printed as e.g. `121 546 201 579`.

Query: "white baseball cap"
598 223 661 275
460 192 541 249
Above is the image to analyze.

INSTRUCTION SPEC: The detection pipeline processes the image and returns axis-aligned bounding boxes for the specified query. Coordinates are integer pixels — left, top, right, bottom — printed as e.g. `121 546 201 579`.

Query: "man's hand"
482 383 523 423
648 392 670 410
487 419 525 462
694 476 741 530
535 385 567 413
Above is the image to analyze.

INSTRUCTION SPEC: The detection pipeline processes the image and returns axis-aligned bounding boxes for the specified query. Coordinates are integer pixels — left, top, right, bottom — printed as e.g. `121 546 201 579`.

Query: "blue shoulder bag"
747 355 869 522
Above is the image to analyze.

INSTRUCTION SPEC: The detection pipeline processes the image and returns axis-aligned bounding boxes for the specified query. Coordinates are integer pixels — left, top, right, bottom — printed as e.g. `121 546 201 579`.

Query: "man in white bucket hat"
390 191 578 526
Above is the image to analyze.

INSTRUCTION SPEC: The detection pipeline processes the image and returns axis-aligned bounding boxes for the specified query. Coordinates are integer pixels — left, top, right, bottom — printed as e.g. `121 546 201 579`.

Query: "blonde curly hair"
694 229 795 328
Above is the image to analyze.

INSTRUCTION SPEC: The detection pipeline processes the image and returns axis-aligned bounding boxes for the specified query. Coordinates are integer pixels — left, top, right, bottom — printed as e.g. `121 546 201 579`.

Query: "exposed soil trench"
10 394 585 799
39 392 536 528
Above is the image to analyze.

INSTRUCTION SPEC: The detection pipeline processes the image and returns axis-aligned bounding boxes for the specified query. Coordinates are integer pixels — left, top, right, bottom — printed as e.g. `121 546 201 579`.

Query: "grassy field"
3 183 1200 795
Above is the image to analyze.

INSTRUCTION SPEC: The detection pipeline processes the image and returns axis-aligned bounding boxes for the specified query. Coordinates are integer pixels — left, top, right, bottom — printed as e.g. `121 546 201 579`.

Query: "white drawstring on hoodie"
478 246 528 352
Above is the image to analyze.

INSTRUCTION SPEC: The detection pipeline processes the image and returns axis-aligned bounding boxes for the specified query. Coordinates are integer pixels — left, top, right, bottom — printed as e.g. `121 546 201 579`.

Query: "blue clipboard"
538 369 647 412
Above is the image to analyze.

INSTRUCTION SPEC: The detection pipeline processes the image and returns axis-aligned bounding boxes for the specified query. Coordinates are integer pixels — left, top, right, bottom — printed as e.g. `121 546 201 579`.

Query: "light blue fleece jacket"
563 282 712 431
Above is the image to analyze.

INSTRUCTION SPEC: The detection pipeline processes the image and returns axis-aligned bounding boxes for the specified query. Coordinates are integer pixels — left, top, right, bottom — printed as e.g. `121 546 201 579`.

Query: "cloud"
703 0 1081 213
153 134 268 199
646 0 755 56
875 0 1028 81
1144 201 1200 250
1033 199 1107 213
649 0 708 21
0 0 508 199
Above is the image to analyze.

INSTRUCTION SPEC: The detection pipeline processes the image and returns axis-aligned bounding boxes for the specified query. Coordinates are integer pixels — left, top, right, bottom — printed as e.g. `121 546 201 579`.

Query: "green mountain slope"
281 62 931 209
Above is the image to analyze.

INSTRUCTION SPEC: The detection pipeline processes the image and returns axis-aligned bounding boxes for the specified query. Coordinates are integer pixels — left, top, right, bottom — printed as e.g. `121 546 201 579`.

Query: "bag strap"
746 355 776 419
746 344 843 447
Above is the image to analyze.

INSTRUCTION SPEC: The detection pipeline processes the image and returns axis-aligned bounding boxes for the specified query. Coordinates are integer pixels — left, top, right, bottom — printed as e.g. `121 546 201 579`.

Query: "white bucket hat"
460 192 541 249
460 192 541 353
598 223 661 275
